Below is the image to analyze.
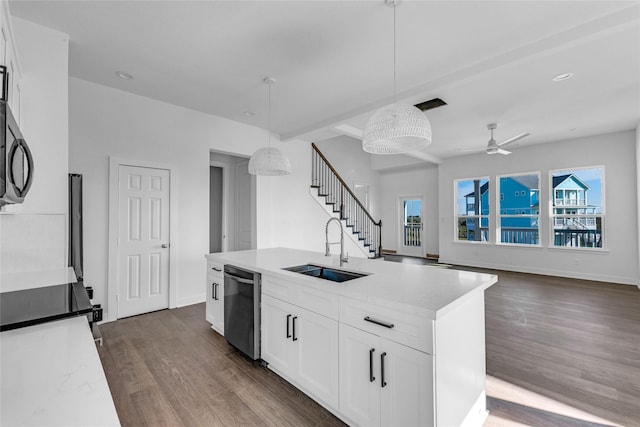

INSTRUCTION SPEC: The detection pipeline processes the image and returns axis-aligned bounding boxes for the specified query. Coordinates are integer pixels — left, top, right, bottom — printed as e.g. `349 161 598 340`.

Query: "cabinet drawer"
339 297 434 355
207 260 224 279
294 284 339 320
262 275 295 302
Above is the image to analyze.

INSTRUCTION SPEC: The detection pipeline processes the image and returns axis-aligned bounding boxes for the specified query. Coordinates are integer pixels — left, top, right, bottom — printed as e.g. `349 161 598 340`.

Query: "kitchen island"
205 248 498 427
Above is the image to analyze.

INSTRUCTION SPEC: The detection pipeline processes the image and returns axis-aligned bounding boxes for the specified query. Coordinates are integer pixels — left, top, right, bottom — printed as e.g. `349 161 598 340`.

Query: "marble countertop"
0 316 120 426
206 247 498 319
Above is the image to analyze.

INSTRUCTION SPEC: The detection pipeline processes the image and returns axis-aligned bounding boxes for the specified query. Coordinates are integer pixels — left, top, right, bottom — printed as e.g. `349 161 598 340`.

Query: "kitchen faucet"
325 217 348 266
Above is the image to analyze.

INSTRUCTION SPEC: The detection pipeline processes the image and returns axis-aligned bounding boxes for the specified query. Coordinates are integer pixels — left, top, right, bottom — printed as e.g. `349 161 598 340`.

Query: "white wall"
439 130 639 285
315 135 381 219
262 140 368 258
0 18 69 276
69 78 272 318
636 122 640 288
379 165 439 257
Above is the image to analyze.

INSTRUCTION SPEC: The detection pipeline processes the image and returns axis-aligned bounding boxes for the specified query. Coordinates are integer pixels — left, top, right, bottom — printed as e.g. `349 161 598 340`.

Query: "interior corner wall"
636 123 640 288
378 166 439 257
69 77 269 317
261 139 368 258
439 130 639 285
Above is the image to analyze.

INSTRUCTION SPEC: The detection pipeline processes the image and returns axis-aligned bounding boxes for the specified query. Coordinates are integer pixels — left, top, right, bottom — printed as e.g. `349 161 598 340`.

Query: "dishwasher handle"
224 271 255 285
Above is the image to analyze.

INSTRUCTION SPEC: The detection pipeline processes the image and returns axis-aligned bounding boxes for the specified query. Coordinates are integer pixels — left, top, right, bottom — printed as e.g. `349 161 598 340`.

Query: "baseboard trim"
177 293 206 307
426 253 439 260
439 257 638 285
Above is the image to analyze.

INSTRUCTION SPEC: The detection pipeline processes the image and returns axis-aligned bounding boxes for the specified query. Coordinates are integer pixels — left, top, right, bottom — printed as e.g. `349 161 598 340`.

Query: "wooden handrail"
311 143 381 226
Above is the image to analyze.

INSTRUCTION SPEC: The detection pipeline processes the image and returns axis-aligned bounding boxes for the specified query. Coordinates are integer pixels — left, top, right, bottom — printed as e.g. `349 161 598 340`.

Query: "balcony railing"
554 229 602 248
403 224 422 247
554 198 587 206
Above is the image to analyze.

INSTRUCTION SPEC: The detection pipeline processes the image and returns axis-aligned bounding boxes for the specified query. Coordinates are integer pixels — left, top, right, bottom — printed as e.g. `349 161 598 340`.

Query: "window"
456 178 489 242
498 173 540 245
550 167 604 248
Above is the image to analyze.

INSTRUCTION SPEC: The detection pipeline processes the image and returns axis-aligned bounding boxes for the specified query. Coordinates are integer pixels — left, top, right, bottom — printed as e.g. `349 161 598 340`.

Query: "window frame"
454 176 491 244
496 171 541 247
549 165 605 250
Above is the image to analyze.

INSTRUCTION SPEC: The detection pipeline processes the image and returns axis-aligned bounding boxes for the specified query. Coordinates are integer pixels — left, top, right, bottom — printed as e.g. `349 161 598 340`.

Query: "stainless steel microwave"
1 100 34 207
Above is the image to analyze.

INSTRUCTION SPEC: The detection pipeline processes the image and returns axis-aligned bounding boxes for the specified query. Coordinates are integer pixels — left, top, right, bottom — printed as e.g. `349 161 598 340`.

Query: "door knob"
161 244 170 248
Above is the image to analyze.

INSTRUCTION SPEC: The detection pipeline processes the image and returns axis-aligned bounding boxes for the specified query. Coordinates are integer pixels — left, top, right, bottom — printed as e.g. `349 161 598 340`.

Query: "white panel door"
339 323 381 427
117 165 170 318
380 339 434 427
295 307 339 409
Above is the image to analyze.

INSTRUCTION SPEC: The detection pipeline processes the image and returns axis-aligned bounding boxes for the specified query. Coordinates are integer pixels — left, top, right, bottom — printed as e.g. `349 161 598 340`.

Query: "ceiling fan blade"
498 132 529 147
456 147 484 153
497 148 512 155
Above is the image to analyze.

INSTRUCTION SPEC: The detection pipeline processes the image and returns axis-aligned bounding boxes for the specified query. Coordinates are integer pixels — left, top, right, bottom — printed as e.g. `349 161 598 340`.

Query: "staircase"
311 143 382 258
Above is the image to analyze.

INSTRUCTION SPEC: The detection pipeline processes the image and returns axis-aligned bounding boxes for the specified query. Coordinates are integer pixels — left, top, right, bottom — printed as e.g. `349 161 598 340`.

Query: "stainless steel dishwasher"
223 264 261 360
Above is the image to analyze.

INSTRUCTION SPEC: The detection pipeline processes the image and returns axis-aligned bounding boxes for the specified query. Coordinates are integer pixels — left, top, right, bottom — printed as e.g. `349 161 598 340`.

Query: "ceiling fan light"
362 103 432 154
248 147 291 176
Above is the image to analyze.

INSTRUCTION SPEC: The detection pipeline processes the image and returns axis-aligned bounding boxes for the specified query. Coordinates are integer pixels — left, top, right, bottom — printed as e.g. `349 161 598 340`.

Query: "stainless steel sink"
282 264 368 283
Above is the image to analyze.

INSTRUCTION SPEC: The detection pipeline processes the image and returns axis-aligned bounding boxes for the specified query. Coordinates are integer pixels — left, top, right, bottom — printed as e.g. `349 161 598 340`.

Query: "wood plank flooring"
97 304 345 427
98 263 640 427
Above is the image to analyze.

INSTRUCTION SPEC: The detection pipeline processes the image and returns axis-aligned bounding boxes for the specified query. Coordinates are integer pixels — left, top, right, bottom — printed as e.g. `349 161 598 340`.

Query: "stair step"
310 185 320 188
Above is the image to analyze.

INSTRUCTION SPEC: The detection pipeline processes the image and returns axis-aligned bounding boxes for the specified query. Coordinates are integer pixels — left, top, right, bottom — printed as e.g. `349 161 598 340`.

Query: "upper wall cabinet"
0 1 23 125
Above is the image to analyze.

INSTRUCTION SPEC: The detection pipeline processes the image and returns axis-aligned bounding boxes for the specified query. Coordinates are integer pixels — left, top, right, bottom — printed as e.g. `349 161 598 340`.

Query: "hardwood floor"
480 269 640 427
97 305 345 427
98 264 640 427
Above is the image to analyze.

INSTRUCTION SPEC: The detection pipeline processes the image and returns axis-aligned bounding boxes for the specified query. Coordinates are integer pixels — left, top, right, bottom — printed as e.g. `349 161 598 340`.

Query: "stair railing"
311 143 382 257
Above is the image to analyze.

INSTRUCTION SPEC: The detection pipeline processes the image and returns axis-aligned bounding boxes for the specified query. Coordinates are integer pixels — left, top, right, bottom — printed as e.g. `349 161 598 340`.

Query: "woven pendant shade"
362 103 432 154
248 146 291 176
248 77 291 176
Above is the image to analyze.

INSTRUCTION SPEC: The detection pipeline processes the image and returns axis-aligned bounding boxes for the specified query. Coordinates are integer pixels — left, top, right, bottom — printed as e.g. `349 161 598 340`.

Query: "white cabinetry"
205 260 224 334
261 286 339 410
339 322 434 427
1 1 22 124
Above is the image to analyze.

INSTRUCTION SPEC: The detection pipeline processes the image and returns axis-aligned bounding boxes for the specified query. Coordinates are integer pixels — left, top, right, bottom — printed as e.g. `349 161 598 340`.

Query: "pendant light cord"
268 81 272 148
393 0 397 103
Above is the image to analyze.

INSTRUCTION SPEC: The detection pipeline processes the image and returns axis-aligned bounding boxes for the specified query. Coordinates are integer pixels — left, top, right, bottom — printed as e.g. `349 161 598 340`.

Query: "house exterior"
463 174 599 246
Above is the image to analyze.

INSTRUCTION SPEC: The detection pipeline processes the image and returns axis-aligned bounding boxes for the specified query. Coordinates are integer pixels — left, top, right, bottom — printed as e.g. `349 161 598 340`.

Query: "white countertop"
0 316 120 426
206 248 497 319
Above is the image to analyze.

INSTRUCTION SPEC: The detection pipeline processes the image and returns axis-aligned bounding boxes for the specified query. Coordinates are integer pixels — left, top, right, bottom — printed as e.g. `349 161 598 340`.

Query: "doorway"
398 196 424 257
209 152 256 253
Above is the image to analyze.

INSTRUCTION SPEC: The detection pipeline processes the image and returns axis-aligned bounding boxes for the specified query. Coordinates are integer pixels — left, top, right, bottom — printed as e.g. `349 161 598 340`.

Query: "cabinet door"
295 307 339 410
211 280 224 334
380 339 434 427
205 280 215 325
339 323 381 427
261 295 295 376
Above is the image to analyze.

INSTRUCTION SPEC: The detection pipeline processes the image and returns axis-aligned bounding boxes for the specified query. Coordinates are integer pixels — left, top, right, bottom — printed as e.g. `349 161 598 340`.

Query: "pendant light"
248 77 292 176
362 0 432 154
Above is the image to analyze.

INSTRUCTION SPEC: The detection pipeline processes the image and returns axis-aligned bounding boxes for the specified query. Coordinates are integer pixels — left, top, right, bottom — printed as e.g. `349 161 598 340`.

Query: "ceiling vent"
414 98 447 112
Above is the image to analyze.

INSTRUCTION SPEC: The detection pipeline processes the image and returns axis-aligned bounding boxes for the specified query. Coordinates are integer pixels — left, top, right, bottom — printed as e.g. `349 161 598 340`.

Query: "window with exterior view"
456 178 489 242
550 166 604 248
498 173 540 245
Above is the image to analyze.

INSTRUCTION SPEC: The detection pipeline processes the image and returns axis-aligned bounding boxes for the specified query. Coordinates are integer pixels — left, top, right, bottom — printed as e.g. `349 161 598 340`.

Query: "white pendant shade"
248 77 292 176
248 146 291 176
362 103 432 154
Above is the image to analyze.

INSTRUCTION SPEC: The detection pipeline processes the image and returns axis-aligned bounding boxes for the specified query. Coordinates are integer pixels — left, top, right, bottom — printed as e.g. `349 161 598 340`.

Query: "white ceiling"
9 1 640 162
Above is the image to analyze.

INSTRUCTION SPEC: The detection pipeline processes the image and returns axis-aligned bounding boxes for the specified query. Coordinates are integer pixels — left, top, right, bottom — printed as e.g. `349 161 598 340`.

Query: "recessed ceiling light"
115 71 134 80
552 72 573 82
244 111 255 117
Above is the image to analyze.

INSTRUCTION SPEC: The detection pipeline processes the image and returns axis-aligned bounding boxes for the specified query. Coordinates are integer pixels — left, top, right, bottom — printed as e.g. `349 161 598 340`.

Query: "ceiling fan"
483 123 529 155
